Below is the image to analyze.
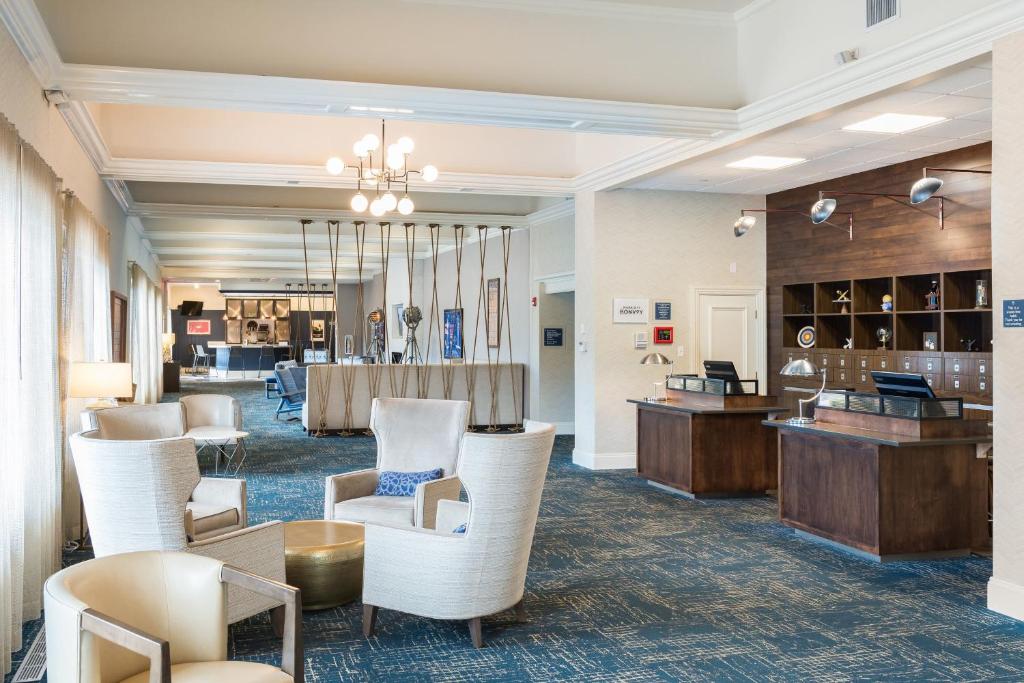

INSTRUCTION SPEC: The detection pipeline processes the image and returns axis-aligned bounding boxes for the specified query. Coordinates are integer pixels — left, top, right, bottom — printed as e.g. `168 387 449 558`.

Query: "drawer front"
977 375 992 396
836 353 849 368
919 356 942 374
835 367 852 385
814 352 834 368
857 354 872 370
922 372 942 391
946 357 974 375
946 373 967 393
857 369 873 386
899 355 915 372
872 354 893 371
977 357 990 376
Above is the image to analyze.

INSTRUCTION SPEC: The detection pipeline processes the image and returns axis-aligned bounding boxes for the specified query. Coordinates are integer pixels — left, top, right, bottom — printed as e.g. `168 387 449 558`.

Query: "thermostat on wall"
634 331 648 350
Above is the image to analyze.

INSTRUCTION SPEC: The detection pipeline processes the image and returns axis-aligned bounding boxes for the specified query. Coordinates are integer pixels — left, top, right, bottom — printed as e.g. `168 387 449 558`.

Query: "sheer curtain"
60 195 112 539
129 262 163 403
0 115 63 674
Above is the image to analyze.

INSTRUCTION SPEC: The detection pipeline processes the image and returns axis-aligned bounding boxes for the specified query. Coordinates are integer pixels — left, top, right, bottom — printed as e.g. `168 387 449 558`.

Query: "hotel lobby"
3 1 1024 681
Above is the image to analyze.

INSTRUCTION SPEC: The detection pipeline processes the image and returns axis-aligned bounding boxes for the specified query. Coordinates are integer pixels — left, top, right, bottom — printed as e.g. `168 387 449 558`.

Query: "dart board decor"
797 325 817 349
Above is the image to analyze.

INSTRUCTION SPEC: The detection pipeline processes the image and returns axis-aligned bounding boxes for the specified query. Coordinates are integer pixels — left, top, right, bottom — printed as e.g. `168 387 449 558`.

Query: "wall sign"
186 319 211 335
653 326 673 344
613 298 649 324
654 301 672 321
1004 299 1024 328
543 328 564 347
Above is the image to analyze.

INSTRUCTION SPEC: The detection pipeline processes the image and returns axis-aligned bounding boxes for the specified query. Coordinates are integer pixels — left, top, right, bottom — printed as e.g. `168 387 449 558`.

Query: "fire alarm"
531 296 537 307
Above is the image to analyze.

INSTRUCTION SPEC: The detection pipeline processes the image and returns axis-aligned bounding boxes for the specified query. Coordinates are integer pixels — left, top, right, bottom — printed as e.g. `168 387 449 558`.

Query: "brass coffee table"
283 520 364 610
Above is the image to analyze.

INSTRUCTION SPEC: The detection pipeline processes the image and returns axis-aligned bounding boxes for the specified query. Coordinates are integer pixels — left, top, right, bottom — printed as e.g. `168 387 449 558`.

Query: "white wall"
0 24 158 293
574 189 766 469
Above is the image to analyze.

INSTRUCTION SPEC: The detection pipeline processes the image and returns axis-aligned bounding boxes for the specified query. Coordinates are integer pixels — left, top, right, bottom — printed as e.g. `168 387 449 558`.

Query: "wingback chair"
324 398 470 529
181 394 245 472
362 421 556 647
45 551 302 682
71 409 285 624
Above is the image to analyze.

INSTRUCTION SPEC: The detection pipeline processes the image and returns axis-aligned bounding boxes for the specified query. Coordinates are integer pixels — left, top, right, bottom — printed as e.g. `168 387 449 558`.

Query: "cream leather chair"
44 551 302 682
362 422 555 648
181 394 247 473
72 408 285 623
324 398 470 529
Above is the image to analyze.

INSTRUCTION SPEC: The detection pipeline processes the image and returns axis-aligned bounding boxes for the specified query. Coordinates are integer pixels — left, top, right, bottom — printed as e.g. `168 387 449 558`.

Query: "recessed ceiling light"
726 156 806 170
843 113 947 134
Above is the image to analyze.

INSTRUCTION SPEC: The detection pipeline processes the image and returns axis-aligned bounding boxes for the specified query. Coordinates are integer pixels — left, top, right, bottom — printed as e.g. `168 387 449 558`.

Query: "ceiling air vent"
866 0 899 29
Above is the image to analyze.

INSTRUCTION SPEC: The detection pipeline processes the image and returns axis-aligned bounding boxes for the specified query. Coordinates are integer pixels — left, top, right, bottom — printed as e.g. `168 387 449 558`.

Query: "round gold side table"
283 520 364 610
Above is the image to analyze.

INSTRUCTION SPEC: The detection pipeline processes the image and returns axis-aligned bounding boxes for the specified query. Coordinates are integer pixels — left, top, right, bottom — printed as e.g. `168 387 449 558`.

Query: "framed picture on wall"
310 319 326 343
443 308 464 359
274 299 290 319
486 278 501 348
225 319 242 344
225 298 242 319
343 334 355 356
259 299 274 319
392 303 405 337
242 299 259 318
186 319 211 335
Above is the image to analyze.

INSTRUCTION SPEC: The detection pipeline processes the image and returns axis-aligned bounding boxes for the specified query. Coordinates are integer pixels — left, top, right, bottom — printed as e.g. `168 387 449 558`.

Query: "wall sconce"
734 208 854 240
910 167 992 204
811 188 945 230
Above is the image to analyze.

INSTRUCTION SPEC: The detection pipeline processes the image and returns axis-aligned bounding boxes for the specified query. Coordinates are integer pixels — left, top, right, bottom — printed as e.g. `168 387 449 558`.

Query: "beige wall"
574 189 766 468
988 32 1024 621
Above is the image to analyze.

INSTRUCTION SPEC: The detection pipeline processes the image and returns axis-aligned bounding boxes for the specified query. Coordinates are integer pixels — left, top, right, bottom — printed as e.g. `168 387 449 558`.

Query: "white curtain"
0 115 63 674
60 195 112 540
129 262 163 404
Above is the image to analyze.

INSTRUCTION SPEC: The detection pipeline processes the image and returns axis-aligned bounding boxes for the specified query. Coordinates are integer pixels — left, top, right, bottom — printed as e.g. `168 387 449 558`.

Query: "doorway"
531 284 575 433
692 288 766 391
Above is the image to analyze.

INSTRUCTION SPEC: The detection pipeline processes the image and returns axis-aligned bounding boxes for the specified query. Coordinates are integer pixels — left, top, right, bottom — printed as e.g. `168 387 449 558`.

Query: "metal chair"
275 366 306 420
191 344 212 375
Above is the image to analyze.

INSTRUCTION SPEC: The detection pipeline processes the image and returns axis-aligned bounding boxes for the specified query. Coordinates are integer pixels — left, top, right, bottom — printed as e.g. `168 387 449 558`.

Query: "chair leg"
514 599 526 623
468 617 484 648
363 605 378 638
271 605 286 638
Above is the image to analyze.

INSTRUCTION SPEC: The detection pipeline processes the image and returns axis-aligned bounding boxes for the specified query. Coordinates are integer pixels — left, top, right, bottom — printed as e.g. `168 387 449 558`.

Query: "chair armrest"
324 469 379 519
192 477 247 527
81 608 171 682
435 499 469 533
414 476 462 529
221 566 303 681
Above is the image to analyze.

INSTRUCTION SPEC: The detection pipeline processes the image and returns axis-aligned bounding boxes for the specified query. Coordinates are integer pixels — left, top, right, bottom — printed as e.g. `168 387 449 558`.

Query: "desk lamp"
779 358 824 425
640 352 673 402
70 361 133 410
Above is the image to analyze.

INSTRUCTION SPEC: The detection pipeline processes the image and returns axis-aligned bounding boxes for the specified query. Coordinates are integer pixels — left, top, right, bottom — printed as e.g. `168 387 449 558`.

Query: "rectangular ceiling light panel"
842 113 946 134
726 155 806 170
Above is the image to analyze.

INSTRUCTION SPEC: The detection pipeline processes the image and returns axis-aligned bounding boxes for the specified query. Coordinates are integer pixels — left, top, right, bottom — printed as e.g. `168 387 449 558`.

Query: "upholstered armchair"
45 551 302 682
362 421 556 647
324 398 470 529
181 393 246 473
71 418 285 623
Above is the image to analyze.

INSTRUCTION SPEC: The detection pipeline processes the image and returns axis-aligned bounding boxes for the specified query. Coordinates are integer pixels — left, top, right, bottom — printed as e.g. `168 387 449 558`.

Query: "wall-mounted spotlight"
734 208 854 240
910 167 992 204
812 189 945 230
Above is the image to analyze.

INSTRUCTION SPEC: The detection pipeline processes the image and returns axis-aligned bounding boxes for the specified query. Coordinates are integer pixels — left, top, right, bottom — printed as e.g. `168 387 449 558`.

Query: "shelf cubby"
783 283 815 315
815 314 852 349
894 312 942 352
783 315 814 348
944 311 993 353
853 277 895 314
942 269 993 311
854 313 893 351
894 273 941 312
816 280 853 315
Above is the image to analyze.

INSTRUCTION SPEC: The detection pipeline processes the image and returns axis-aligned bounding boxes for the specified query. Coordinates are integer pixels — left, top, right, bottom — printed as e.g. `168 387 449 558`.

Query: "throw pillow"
374 468 443 497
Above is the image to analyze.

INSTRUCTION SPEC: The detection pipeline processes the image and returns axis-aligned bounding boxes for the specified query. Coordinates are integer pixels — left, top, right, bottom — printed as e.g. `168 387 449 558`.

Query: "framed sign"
544 328 564 347
653 326 673 344
225 298 242 319
487 278 501 348
443 308 464 359
186 319 211 335
259 299 274 319
613 298 649 324
654 301 672 321
310 319 326 342
273 299 291 319
1004 299 1024 328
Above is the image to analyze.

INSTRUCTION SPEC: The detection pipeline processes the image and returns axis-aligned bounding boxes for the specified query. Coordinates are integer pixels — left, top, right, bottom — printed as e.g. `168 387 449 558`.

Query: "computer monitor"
703 360 740 383
871 371 936 399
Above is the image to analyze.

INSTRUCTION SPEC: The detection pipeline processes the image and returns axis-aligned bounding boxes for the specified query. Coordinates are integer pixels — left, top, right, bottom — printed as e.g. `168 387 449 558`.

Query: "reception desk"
765 391 991 561
630 380 785 497
212 344 291 375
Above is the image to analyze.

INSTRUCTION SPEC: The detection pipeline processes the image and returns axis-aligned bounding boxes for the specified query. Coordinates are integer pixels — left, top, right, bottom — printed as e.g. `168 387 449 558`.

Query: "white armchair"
324 398 470 529
71 418 285 623
181 393 247 473
44 551 301 682
362 421 556 648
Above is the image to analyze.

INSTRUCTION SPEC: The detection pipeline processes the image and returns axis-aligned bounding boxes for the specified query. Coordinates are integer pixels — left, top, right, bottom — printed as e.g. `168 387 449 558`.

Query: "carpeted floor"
8 380 1024 681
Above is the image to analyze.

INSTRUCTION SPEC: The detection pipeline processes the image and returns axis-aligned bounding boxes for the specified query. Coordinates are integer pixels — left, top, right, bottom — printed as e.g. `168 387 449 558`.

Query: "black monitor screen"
179 300 204 317
703 360 740 383
871 371 936 399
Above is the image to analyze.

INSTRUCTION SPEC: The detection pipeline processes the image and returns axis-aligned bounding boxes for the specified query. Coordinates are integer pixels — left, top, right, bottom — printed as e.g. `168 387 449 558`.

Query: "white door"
696 293 760 384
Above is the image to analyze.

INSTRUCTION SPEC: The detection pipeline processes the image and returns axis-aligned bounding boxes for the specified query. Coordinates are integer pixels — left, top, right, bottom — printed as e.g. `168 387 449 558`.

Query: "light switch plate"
677 345 685 357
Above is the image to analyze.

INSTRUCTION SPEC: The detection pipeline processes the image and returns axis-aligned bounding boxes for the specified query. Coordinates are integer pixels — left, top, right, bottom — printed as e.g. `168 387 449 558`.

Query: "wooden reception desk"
630 380 785 497
764 392 991 561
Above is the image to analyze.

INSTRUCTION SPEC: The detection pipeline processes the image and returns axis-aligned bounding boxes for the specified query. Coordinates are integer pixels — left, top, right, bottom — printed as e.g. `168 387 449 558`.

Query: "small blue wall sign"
544 328 564 347
654 302 672 321
1004 299 1024 328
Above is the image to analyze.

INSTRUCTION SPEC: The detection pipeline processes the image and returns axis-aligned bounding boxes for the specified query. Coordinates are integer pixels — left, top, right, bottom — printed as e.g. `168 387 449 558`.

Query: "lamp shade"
162 332 176 346
733 215 756 237
640 352 671 366
910 176 943 204
70 362 133 399
779 358 819 377
810 198 837 224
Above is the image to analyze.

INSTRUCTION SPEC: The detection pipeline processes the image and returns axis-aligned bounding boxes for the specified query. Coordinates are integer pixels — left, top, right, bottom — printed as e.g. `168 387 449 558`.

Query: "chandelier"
324 119 438 217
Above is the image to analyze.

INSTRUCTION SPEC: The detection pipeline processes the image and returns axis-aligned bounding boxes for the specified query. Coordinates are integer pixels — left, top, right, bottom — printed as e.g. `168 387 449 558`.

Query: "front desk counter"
765 398 991 561
212 344 292 375
629 385 786 498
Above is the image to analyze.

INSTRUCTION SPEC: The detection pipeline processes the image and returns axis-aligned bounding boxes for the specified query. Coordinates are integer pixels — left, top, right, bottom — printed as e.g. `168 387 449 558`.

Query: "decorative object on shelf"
70 361 133 409
161 332 176 363
801 304 812 314
779 358 824 425
812 188 944 231
843 337 853 350
797 325 816 349
733 207 854 240
833 289 851 314
975 279 989 309
324 119 438 217
443 308 464 359
961 338 978 352
311 319 326 343
925 280 940 310
881 294 893 312
909 167 992 205
876 327 892 349
640 352 673 402
400 305 423 364
653 326 674 344
923 332 938 351
186 319 211 335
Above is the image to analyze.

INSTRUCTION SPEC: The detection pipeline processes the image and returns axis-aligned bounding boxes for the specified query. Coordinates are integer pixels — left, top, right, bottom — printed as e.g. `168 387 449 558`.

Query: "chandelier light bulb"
387 151 405 171
397 196 415 215
351 192 369 212
353 141 368 158
370 198 386 217
397 136 415 154
381 191 398 212
361 134 380 151
325 156 345 175
421 164 439 182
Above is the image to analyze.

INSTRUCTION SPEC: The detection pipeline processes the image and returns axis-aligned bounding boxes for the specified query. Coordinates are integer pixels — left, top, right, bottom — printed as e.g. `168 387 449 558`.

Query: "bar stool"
191 344 212 375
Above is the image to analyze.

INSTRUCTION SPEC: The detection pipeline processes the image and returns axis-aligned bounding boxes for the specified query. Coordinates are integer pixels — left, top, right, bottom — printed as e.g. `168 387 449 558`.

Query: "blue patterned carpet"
8 380 1024 682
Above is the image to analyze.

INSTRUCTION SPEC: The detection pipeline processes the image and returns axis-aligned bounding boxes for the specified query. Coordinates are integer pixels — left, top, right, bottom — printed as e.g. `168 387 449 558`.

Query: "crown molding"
733 0 775 23
401 0 734 27
0 0 60 84
526 200 574 226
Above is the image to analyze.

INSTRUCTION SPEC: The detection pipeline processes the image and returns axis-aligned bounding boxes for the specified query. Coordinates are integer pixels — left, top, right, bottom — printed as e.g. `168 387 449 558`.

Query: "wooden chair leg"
271 604 286 638
514 599 526 623
363 605 378 638
468 617 484 648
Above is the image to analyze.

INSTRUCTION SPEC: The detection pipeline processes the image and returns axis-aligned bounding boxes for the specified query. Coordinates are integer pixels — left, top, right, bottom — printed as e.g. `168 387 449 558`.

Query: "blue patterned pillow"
453 523 467 534
374 468 443 497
